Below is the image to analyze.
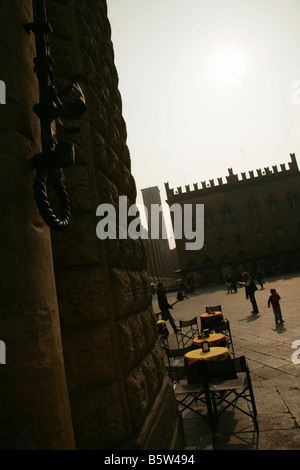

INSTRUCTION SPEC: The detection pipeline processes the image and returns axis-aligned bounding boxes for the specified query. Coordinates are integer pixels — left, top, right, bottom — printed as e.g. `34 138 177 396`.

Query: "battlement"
165 153 299 200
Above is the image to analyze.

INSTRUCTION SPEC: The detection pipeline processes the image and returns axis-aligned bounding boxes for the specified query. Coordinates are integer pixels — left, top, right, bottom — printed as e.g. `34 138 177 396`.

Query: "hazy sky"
107 0 300 236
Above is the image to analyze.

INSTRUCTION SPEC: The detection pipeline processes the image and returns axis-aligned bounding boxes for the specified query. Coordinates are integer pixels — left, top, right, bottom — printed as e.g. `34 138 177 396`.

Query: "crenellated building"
165 153 300 285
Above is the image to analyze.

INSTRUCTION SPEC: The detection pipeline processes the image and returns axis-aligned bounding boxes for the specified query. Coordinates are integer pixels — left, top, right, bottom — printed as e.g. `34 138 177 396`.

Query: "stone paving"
152 272 300 450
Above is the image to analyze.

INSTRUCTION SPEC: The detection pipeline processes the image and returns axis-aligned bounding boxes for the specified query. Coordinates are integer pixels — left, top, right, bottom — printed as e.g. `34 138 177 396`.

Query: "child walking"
268 289 284 326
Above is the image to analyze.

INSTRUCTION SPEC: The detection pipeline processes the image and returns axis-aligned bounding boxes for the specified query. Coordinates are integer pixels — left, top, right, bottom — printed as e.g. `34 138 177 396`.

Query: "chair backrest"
214 318 228 333
166 345 192 359
205 305 222 313
179 317 198 329
207 315 223 331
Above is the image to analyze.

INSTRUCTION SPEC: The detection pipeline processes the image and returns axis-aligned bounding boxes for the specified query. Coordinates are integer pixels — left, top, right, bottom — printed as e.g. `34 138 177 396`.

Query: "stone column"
0 0 75 449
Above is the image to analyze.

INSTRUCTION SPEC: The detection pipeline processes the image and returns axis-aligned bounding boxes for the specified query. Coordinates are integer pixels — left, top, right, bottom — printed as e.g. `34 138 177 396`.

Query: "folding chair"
177 317 200 348
213 318 235 357
206 356 259 433
173 360 216 436
205 305 222 313
165 345 192 383
206 315 224 334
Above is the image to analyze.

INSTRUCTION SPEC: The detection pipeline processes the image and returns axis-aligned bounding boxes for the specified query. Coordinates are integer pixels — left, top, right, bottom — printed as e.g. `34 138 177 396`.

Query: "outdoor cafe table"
184 346 230 365
192 333 229 349
200 311 223 332
184 346 233 384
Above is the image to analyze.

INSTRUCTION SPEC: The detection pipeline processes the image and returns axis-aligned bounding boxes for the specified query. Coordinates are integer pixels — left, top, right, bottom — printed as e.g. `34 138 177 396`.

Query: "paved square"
152 272 300 450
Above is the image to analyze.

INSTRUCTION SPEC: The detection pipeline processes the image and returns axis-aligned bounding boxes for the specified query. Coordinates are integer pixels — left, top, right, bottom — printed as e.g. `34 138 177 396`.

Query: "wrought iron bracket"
25 0 87 231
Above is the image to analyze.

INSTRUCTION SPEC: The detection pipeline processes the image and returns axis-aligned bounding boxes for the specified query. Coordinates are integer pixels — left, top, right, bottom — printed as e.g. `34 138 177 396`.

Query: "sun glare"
208 48 246 84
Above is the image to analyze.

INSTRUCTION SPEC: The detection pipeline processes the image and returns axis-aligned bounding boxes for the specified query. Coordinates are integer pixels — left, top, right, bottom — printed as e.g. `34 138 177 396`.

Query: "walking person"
238 272 259 314
268 289 284 326
157 283 180 334
256 268 265 290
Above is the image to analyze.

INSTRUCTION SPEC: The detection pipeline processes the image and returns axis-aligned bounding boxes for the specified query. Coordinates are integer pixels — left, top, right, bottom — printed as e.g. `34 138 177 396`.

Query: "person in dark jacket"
238 272 259 314
176 288 189 301
157 283 180 334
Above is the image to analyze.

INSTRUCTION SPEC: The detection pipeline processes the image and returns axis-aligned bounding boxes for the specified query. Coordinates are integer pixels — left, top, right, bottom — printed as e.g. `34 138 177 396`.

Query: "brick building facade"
165 154 300 286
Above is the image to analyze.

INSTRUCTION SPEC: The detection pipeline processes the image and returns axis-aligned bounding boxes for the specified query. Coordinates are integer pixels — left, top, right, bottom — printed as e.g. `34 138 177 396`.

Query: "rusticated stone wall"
46 0 184 449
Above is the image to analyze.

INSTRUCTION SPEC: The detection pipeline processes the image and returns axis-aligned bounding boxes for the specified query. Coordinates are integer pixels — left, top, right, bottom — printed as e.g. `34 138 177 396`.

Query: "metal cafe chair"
213 318 235 357
202 306 223 334
165 345 193 383
173 360 216 436
205 305 222 314
177 317 200 348
206 355 259 433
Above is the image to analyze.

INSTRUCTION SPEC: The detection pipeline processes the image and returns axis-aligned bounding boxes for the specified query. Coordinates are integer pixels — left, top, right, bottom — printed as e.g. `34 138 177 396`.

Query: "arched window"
204 212 215 227
256 229 264 240
247 200 260 218
221 205 234 224
288 193 299 210
268 197 280 215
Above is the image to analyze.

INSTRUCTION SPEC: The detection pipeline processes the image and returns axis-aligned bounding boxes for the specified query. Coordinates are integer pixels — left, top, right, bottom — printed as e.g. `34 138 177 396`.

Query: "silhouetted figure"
157 283 180 334
238 272 259 314
268 288 284 326
176 288 189 301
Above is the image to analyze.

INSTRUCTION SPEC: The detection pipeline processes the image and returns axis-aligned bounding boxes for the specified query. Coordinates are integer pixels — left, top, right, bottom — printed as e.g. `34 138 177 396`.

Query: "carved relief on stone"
51 214 100 267
95 170 119 206
55 125 87 165
126 365 149 429
103 238 119 267
118 319 135 373
110 269 133 318
104 236 147 272
69 383 126 450
62 165 93 214
81 49 97 91
128 313 146 364
105 145 135 197
90 128 108 173
119 142 132 171
140 272 154 308
55 267 108 327
129 239 148 272
127 271 144 312
78 16 99 57
63 325 115 389
48 39 75 78
117 308 157 375
46 1 73 40
110 269 152 319
150 342 169 386
87 88 109 138
107 122 121 156
141 353 159 407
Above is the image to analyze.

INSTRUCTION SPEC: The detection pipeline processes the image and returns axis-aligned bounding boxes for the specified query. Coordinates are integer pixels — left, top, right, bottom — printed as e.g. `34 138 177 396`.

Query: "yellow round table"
201 311 222 317
192 333 229 348
184 346 230 365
